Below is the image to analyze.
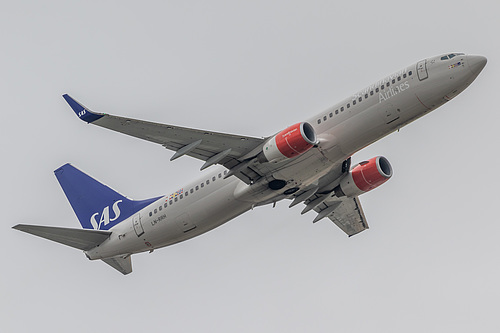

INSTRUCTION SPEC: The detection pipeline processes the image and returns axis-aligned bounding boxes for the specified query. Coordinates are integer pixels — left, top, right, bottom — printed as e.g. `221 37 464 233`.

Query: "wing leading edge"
62 94 266 184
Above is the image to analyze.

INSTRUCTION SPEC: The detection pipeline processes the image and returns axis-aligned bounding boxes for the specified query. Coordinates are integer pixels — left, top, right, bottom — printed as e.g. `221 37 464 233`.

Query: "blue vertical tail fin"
55 164 160 230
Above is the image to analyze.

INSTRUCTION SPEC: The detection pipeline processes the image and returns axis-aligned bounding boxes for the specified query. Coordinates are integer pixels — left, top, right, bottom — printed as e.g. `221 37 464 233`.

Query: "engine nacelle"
335 156 393 197
261 122 317 163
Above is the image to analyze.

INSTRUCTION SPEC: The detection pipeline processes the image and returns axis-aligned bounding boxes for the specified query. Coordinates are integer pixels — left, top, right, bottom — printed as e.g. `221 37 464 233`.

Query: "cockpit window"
441 53 465 61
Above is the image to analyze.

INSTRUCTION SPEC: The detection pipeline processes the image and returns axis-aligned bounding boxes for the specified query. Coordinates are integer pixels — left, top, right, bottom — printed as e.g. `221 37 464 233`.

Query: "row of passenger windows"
317 70 413 124
148 170 228 217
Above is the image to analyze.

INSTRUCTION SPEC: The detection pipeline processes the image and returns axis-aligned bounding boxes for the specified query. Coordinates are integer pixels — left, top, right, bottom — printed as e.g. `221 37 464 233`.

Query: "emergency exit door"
417 60 428 81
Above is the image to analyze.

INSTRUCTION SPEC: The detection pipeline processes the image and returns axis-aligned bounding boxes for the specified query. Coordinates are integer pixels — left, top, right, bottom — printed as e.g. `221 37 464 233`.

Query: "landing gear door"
417 60 428 81
132 214 144 237
175 213 197 233
384 104 400 124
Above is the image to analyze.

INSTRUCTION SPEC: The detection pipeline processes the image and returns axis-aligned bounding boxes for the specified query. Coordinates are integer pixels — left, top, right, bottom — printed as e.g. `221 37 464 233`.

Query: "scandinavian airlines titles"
353 67 411 103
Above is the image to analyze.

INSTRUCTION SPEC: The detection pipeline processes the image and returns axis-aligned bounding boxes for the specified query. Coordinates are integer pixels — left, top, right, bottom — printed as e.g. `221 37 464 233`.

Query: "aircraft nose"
467 55 487 75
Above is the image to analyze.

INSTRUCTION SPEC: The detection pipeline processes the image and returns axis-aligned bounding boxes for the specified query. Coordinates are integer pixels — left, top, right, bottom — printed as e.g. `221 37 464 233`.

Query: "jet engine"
260 122 317 163
334 156 393 197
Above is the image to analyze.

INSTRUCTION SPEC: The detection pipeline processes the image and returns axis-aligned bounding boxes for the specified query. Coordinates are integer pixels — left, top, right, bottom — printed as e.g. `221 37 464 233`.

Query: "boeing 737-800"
14 53 487 274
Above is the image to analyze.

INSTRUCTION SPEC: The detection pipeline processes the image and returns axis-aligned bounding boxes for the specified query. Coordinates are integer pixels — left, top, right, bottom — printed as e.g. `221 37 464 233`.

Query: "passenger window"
159 206 162 211
392 79 395 84
376 88 379 92
195 185 199 190
218 173 222 178
185 191 188 197
403 73 407 78
352 100 356 106
190 188 194 193
397 76 401 81
180 194 183 199
329 112 333 118
317 119 321 124
323 116 327 121
224 170 227 175
164 203 167 208
174 197 178 202
365 94 368 99
386 82 390 87
359 97 362 102
341 106 344 111
381 85 384 90
201 183 204 188
206 180 210 185
409 71 412 75
347 103 350 108
212 176 216 181
370 91 374 95
335 110 339 115
154 209 157 214
169 200 173 205
149 212 152 217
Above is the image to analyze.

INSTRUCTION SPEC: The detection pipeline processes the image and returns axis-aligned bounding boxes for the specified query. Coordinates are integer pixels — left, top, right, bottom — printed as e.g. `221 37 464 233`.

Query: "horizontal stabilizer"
102 256 133 275
13 224 110 251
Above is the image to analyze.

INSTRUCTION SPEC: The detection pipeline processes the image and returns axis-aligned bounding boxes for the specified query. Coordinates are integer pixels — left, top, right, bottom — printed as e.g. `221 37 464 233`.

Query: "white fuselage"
86 54 484 260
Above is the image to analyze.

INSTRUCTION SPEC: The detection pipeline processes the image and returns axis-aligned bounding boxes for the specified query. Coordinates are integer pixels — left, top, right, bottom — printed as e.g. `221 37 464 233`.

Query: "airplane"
13 53 487 275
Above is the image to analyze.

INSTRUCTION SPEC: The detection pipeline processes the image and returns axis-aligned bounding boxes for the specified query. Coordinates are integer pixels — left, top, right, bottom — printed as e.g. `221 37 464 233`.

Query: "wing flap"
13 224 111 251
314 197 368 236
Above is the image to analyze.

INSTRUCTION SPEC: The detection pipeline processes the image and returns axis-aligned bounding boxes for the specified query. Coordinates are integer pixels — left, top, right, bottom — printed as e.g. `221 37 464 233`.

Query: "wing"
296 188 368 237
289 159 369 237
63 94 266 184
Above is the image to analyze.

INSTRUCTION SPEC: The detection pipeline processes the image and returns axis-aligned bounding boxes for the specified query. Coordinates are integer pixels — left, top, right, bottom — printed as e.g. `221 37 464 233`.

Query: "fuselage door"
417 60 428 81
132 214 144 237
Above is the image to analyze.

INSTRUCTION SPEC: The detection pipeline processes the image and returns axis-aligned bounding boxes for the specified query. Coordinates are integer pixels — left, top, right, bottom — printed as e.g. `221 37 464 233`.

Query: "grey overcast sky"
2 1 498 332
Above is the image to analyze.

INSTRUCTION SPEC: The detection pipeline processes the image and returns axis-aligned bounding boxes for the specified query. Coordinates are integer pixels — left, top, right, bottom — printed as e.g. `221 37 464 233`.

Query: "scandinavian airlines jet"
14 53 487 274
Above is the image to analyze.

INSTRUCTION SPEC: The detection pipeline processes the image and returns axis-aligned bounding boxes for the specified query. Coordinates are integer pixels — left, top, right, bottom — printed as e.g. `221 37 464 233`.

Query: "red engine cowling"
335 156 393 197
261 122 317 162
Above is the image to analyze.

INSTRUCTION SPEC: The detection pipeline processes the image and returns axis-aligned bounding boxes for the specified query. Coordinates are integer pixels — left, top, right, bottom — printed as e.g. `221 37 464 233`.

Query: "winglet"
62 94 104 123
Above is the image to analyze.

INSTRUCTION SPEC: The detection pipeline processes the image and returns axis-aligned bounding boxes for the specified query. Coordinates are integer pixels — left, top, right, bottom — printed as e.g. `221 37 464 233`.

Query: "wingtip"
62 94 104 123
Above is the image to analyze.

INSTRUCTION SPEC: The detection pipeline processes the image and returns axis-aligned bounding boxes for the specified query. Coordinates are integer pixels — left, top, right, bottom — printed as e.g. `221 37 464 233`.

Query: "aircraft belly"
316 88 430 160
85 219 149 259
333 106 389 156
143 180 252 250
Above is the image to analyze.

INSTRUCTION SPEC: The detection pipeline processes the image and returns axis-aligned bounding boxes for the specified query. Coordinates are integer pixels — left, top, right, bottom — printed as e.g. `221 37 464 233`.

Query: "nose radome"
467 55 487 75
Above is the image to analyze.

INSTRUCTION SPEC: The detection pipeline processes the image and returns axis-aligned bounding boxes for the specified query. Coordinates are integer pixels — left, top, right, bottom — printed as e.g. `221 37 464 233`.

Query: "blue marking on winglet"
62 94 104 123
55 163 162 230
